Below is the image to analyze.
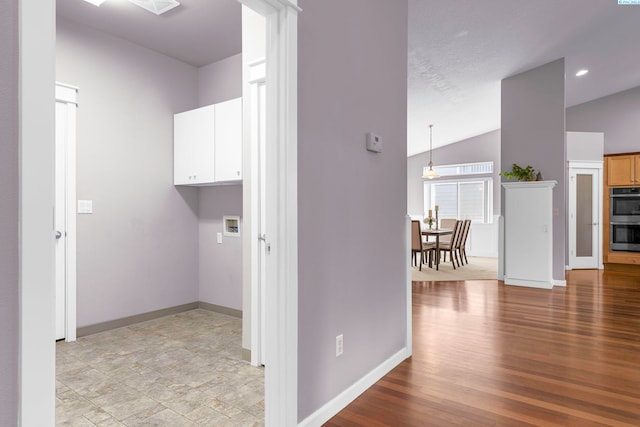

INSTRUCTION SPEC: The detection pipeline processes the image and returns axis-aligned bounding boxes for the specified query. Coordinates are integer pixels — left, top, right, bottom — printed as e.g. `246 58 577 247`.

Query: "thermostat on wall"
366 132 383 153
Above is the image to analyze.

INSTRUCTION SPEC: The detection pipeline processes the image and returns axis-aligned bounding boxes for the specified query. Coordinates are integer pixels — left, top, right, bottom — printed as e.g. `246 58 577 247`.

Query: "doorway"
568 163 603 269
20 1 299 426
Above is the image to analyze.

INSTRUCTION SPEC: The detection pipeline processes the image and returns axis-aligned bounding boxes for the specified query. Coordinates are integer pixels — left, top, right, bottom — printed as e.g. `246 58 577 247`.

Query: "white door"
250 58 268 367
55 101 67 340
55 84 78 342
569 167 602 269
258 81 267 365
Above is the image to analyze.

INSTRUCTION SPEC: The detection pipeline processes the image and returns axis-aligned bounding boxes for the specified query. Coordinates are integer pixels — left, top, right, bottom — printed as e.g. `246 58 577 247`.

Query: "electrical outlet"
336 334 343 357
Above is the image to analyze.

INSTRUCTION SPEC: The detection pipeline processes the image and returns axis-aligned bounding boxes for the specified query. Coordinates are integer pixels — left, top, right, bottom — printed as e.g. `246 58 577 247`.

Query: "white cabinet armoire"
502 180 557 289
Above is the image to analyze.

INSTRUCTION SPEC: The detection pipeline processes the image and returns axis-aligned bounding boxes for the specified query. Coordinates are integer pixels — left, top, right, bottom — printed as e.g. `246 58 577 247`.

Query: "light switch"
366 132 382 153
217 232 223 244
77 200 93 214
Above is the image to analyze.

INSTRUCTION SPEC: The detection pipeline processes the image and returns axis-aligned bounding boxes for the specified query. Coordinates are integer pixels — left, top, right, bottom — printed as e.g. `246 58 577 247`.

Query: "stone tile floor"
56 309 264 426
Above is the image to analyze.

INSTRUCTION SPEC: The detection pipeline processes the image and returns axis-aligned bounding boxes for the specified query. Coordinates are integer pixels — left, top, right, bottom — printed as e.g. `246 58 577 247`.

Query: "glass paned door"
569 168 601 269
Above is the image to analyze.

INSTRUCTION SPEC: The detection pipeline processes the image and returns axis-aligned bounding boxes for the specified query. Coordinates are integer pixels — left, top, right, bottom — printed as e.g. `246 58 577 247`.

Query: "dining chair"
458 219 471 265
437 220 463 269
411 220 435 270
438 218 457 247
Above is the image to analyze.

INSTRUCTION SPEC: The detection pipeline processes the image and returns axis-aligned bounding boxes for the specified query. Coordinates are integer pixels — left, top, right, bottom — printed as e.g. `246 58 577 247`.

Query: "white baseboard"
504 277 553 289
298 348 409 427
553 280 567 287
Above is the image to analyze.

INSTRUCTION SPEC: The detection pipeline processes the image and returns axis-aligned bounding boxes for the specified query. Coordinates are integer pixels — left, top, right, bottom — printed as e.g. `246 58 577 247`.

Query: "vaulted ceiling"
57 0 640 156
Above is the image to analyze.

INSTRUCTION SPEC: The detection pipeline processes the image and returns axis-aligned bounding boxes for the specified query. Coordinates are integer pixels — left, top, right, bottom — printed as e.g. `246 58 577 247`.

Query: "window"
423 161 493 178
423 162 494 224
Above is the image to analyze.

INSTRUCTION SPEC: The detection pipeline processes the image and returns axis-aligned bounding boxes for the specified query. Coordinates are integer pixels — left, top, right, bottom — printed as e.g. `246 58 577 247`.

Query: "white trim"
504 277 553 289
568 161 603 169
405 215 412 356
298 348 408 427
553 280 567 287
55 83 78 343
266 4 298 426
239 0 300 425
248 60 267 84
55 83 78 105
248 55 267 367
502 180 557 189
567 165 603 270
54 81 79 92
20 0 57 424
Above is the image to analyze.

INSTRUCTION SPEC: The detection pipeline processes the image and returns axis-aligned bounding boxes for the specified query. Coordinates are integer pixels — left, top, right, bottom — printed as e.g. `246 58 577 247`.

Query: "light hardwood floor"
327 270 640 426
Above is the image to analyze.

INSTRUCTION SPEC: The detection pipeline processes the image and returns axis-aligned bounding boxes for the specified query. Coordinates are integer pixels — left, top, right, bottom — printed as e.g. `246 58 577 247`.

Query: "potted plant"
500 164 539 182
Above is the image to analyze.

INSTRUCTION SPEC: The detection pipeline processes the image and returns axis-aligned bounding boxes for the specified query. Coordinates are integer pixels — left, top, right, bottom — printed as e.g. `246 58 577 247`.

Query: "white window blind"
423 161 493 178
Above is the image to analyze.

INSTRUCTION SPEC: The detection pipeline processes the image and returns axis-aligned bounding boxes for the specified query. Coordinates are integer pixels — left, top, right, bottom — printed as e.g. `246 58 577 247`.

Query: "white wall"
297 0 409 420
567 85 640 155
198 53 242 107
56 19 201 327
567 132 604 161
198 186 243 310
0 1 19 424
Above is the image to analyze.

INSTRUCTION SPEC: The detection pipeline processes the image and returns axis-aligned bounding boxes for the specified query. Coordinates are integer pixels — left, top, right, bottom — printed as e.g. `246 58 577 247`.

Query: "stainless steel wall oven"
610 187 640 252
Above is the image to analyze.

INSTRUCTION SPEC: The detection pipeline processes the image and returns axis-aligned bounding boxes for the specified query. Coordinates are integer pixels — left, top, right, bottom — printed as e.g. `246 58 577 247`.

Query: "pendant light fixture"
422 124 439 179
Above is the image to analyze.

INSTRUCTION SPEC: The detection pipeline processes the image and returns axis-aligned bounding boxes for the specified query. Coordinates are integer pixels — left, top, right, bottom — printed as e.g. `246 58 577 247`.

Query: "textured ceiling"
408 0 640 156
56 0 241 67
57 0 640 157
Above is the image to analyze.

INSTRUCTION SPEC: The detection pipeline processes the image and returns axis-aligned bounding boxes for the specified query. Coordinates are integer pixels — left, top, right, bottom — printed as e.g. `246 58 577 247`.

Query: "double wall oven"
610 187 640 252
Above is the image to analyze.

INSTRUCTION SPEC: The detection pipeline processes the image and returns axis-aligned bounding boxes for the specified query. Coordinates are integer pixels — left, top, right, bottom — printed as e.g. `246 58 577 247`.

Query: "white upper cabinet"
214 98 243 182
173 98 242 186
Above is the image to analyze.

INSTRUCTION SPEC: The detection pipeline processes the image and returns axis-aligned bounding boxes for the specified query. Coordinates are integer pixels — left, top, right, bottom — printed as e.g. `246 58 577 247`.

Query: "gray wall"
198 186 243 310
297 0 409 420
501 58 566 281
0 0 19 424
407 130 501 217
198 53 242 107
56 19 200 327
197 54 244 311
567 85 640 155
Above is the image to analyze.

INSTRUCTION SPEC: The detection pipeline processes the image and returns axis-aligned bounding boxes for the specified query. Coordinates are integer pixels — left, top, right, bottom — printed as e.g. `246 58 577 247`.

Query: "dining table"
421 228 453 270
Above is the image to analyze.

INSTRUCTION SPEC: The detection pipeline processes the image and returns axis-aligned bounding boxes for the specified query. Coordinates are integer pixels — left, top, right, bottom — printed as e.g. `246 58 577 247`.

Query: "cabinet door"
174 104 215 185
607 155 635 186
635 155 640 185
214 98 242 182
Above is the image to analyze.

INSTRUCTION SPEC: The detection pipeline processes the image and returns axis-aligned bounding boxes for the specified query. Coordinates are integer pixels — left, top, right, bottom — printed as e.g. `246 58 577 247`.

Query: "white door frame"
20 1 299 426
567 161 603 270
55 83 78 343
248 58 268 367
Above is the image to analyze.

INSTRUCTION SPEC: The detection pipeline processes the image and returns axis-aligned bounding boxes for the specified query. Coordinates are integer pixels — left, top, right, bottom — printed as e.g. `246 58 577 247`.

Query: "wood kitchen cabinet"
606 154 640 186
173 98 242 186
603 152 640 272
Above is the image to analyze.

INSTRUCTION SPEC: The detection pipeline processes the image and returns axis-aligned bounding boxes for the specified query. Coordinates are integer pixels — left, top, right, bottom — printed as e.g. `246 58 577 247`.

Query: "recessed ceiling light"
576 69 589 77
81 0 107 6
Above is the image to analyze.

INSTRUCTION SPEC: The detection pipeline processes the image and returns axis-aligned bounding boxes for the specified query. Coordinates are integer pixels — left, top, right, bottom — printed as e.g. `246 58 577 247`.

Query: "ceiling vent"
127 0 180 15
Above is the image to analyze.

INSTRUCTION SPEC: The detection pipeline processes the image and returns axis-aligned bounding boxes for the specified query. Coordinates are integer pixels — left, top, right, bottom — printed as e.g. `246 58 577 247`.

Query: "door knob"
55 231 62 239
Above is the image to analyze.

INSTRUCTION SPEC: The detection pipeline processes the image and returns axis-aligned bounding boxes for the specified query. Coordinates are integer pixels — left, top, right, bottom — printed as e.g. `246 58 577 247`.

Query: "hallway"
328 271 640 426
